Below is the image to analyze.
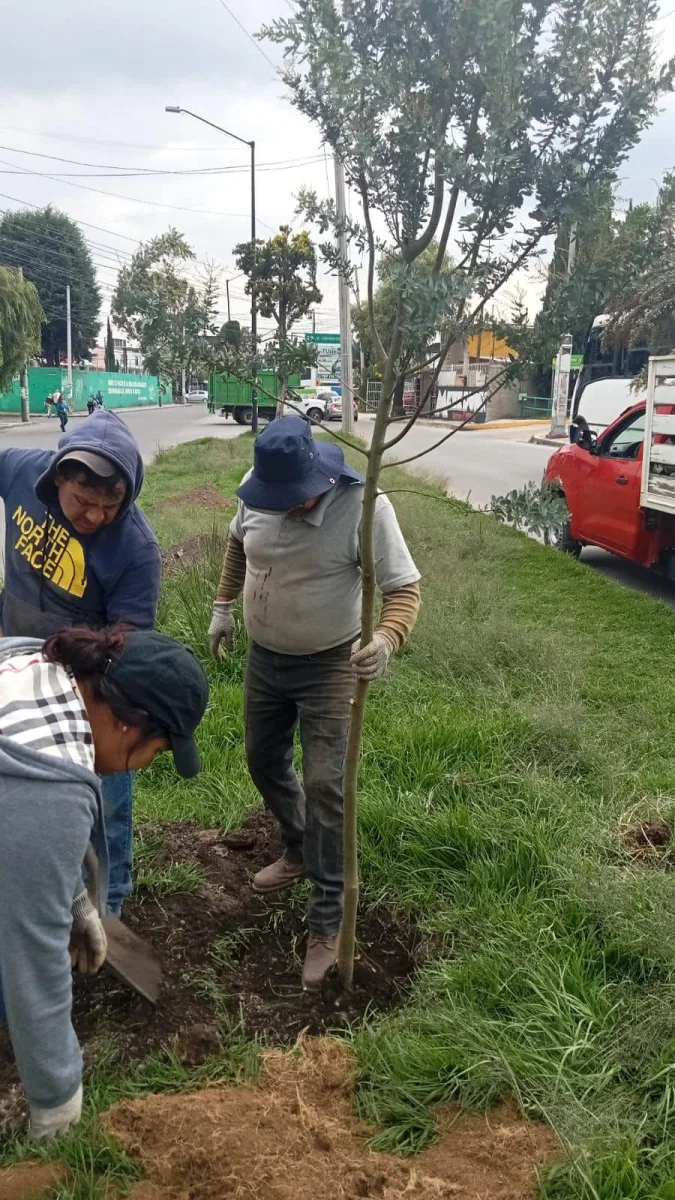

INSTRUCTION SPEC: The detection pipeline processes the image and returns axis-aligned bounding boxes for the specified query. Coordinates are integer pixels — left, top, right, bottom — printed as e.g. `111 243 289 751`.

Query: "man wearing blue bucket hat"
208 417 420 989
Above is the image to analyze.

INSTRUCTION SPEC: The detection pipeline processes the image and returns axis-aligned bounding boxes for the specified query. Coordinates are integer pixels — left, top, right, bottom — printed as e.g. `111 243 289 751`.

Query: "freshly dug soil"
161 533 225 577
0 1162 67 1200
0 810 424 1096
150 484 234 512
105 1038 558 1200
623 816 673 866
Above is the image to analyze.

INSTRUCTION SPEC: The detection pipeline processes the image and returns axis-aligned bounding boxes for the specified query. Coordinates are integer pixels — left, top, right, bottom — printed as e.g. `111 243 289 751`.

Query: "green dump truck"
208 371 301 424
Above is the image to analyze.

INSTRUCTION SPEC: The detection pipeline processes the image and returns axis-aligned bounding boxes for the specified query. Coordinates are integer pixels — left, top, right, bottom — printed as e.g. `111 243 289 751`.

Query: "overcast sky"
1 0 674 342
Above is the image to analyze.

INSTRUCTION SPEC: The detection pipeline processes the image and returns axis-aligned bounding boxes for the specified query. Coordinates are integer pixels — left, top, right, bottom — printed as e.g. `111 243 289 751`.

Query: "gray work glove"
350 631 396 682
208 600 236 658
30 1084 83 1141
70 891 107 975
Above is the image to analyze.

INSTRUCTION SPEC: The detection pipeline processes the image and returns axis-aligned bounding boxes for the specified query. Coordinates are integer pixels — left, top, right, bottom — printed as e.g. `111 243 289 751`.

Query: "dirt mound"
151 485 234 512
0 1162 67 1200
0 811 423 1096
161 533 225 577
621 810 674 867
105 1039 557 1200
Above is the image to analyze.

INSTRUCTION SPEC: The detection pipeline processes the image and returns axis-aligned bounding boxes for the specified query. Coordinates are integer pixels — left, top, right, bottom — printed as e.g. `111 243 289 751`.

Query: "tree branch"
402 156 446 262
358 170 388 365
381 374 508 467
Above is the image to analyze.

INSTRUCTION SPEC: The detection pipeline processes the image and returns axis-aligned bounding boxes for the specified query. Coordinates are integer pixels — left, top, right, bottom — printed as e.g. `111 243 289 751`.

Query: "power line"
216 0 279 70
0 158 276 225
0 125 245 153
0 143 325 178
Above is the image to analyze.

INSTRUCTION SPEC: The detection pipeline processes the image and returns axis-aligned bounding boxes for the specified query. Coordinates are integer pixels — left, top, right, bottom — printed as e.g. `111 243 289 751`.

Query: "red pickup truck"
545 399 675 572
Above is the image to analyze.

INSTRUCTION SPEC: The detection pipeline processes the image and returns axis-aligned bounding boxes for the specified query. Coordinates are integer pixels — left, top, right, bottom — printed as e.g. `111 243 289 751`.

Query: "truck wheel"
547 500 582 558
234 406 253 425
307 407 323 423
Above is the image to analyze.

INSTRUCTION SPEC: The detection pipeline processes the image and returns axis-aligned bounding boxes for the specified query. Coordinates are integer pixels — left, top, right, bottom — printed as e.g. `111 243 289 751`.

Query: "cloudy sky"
1 0 675 343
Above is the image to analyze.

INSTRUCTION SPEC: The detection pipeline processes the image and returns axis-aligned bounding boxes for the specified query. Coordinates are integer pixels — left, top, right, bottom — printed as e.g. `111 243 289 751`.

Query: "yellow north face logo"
12 505 88 599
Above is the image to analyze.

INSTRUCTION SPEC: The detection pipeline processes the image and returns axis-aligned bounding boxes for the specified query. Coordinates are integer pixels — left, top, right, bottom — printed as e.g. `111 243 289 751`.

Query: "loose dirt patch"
150 484 234 513
622 814 674 867
105 1039 557 1200
161 533 226 577
0 811 423 1096
0 1162 68 1200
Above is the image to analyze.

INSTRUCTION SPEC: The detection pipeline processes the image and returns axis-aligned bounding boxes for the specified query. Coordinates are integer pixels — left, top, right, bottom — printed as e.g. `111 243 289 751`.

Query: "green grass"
8 432 675 1197
135 436 675 1197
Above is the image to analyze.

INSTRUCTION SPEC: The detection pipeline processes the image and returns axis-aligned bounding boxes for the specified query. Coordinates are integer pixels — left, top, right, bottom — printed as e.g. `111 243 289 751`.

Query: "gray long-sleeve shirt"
0 637 105 1109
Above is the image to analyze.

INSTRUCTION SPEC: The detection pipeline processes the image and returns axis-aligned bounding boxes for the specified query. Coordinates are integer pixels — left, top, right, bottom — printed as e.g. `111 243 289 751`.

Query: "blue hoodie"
0 411 161 638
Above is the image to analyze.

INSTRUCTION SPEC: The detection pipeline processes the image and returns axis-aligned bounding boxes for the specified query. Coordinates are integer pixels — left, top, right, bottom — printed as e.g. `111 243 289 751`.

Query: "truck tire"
307 407 323 423
547 494 582 558
234 406 253 425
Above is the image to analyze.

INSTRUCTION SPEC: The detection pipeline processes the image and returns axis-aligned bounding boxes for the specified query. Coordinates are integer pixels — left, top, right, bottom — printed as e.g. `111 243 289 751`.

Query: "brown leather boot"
252 855 305 894
302 934 339 991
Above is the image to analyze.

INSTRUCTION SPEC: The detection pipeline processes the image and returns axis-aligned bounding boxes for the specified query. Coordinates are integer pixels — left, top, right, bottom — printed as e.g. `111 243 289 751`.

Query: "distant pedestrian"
96 391 104 409
86 396 97 416
55 396 69 432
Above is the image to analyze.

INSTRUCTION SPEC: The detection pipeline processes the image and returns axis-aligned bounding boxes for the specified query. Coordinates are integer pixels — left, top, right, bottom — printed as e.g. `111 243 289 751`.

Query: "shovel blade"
101 914 162 1005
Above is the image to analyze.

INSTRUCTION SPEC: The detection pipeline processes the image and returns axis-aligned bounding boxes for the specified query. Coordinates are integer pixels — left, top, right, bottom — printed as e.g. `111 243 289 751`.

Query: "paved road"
358 415 551 508
358 414 675 609
0 405 245 567
2 405 675 607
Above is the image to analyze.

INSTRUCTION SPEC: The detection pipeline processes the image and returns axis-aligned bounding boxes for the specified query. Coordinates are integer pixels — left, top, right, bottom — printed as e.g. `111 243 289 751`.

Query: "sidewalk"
0 403 174 431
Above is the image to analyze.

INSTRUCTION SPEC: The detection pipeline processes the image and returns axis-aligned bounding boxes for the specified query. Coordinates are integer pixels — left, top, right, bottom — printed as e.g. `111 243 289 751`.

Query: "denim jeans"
244 640 354 937
101 771 134 915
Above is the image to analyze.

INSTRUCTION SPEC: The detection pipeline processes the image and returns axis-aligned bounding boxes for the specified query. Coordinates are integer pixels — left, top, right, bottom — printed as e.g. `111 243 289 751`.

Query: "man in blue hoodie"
0 410 161 914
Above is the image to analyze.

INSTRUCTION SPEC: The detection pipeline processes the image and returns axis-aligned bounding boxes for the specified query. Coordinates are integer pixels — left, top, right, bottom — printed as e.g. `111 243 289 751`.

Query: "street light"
165 105 258 432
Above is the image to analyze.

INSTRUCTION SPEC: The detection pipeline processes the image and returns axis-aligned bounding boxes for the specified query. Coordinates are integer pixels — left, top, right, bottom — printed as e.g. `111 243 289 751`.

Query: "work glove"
350 631 396 682
208 600 236 658
30 1084 82 1141
70 891 107 975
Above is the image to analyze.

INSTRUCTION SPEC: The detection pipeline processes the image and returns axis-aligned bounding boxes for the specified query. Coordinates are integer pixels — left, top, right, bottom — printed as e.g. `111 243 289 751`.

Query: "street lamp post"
165 106 258 433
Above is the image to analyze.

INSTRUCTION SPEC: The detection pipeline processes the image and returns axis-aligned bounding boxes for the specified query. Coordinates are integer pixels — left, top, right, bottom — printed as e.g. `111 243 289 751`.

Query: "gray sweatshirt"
0 637 106 1109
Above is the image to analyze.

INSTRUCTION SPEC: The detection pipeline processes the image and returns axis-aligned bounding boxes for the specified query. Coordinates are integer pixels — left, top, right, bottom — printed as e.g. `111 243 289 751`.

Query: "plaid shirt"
0 652 95 772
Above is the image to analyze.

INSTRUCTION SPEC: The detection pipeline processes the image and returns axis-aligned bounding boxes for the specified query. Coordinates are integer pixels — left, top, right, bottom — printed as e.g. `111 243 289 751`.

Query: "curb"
0 404 180 430
530 435 567 448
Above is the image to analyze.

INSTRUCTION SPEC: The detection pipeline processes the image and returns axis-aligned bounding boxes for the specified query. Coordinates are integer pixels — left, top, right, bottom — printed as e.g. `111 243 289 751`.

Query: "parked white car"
291 389 359 423
185 388 208 403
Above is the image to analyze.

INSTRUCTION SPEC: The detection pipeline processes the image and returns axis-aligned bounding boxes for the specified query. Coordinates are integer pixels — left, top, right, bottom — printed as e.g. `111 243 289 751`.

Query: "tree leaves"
0 266 44 391
0 208 100 365
112 230 220 385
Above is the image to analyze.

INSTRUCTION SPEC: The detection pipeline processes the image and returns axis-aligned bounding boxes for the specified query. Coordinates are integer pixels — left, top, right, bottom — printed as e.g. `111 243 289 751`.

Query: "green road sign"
305 333 340 343
552 354 584 370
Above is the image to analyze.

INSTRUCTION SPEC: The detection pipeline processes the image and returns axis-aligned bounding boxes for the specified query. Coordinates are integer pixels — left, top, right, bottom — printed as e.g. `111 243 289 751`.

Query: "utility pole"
66 285 73 404
181 324 186 404
17 267 29 423
226 279 231 322
548 222 577 437
250 139 258 434
334 155 354 434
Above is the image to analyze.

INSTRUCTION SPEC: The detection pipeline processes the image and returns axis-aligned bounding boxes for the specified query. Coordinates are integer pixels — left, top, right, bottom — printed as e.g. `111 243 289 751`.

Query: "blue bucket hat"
237 416 362 512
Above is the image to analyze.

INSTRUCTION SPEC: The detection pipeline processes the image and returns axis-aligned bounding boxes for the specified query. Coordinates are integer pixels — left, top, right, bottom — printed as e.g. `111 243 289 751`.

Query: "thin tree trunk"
338 347 398 985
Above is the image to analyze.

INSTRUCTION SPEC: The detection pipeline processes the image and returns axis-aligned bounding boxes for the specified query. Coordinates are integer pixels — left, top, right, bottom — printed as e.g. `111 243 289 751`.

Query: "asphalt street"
1 405 675 607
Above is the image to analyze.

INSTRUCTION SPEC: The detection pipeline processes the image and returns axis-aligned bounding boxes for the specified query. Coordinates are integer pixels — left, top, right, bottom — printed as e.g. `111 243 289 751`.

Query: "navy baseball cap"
106 631 209 778
237 416 361 512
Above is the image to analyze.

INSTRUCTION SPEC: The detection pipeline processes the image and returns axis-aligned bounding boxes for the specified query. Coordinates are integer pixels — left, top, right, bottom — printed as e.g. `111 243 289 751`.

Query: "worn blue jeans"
101 771 134 915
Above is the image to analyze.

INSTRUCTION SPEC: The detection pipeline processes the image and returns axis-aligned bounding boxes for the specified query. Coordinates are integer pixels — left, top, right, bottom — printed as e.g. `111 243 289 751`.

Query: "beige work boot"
252 855 305 894
302 934 339 991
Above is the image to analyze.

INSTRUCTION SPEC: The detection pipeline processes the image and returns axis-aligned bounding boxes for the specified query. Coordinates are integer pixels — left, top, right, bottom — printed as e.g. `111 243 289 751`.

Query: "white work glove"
70 891 107 975
350 631 396 682
208 600 236 658
30 1084 82 1141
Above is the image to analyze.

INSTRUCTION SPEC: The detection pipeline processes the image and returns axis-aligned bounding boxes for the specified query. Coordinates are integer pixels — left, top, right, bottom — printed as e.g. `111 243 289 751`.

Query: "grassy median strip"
4 434 675 1198
134 436 675 1199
